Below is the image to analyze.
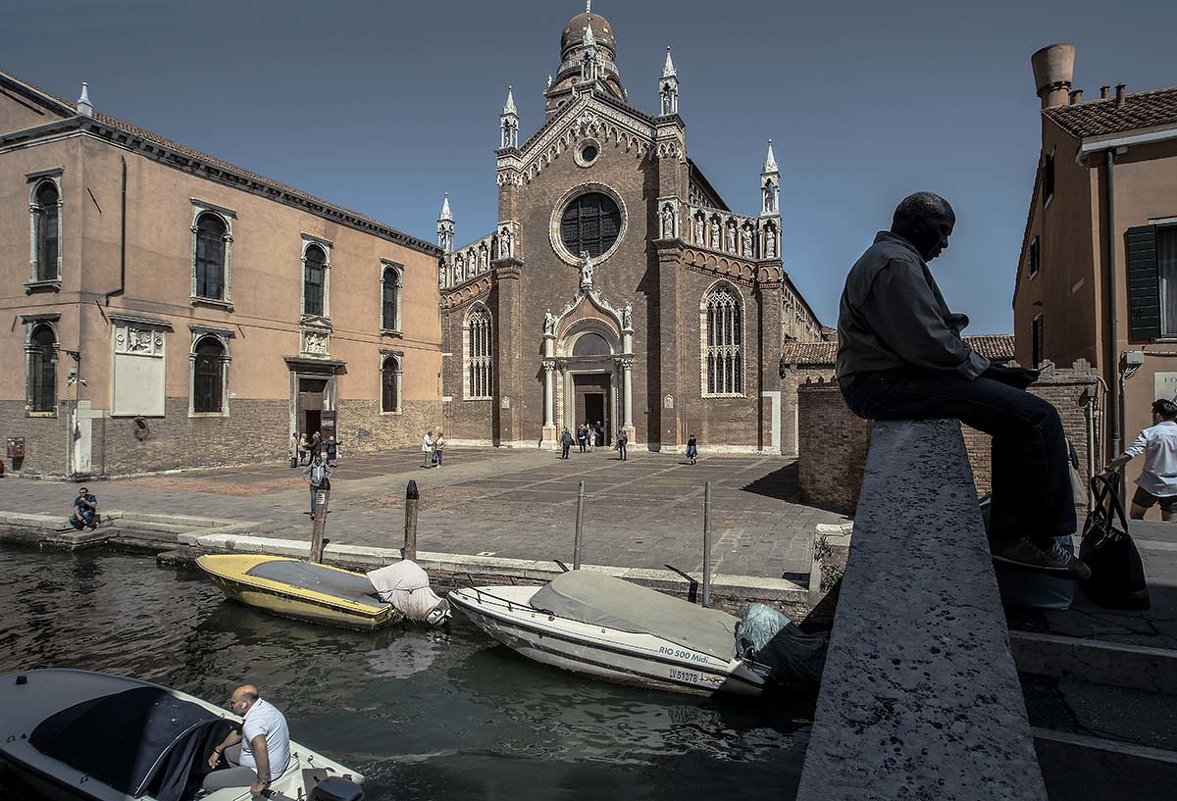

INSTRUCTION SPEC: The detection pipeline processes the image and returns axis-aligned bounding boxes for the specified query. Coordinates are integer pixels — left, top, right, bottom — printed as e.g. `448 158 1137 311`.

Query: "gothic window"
303 244 327 316
466 306 493 399
381 263 402 332
31 180 60 283
381 354 402 413
560 192 621 258
191 335 227 415
27 323 57 413
194 212 228 300
703 284 744 396
572 332 611 357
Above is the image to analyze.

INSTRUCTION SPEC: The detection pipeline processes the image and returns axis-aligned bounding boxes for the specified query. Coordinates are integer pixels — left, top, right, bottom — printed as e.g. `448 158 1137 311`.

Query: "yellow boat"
196 554 402 631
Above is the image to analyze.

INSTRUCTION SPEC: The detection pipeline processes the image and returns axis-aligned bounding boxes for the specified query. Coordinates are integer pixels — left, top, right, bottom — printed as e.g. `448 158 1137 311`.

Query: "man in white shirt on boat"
204 684 291 795
1103 398 1177 521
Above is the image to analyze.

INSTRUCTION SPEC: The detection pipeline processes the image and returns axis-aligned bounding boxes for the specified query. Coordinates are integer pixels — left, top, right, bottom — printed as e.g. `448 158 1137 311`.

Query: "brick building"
437 7 824 453
0 71 443 478
1015 43 1177 471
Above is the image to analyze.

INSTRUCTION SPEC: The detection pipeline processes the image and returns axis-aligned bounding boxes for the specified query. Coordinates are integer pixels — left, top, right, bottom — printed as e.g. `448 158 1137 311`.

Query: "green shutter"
1127 225 1160 341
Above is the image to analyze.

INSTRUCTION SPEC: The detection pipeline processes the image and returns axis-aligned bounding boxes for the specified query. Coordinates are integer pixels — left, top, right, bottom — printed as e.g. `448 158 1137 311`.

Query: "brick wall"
0 401 68 477
798 360 1099 515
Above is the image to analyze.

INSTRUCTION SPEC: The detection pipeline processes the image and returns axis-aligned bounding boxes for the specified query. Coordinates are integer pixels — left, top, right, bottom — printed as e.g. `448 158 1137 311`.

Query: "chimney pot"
1031 43 1076 110
1100 85 1110 99
1069 89 1083 105
1115 83 1127 106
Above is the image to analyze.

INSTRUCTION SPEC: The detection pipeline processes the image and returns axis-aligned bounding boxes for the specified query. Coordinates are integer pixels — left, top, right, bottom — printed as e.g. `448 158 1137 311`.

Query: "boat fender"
308 776 364 801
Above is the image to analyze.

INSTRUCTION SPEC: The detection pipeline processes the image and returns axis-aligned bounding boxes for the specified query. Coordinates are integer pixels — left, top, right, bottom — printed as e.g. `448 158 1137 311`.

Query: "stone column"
542 359 557 446
621 356 635 431
756 265 784 454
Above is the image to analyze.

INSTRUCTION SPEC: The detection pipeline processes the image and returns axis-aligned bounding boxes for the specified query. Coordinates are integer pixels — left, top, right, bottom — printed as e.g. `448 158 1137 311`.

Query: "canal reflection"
0 546 811 800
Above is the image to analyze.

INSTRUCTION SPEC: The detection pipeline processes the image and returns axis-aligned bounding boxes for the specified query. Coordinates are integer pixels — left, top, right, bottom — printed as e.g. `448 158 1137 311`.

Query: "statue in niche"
479 246 489 271
622 302 632 330
765 227 777 258
694 215 704 244
661 204 675 239
725 224 736 253
454 255 465 282
709 221 720 250
741 227 754 256
544 309 557 335
579 251 594 288
500 228 512 258
764 182 777 213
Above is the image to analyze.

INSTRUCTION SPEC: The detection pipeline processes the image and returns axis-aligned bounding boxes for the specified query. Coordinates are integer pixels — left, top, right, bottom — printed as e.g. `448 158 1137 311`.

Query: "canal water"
0 545 812 800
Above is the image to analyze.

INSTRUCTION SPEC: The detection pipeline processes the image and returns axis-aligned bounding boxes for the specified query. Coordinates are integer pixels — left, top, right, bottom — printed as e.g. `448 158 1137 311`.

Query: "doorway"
573 373 611 443
298 378 328 441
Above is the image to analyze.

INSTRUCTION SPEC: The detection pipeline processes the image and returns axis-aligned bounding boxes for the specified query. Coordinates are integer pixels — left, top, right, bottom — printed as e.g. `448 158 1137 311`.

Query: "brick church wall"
798 361 1099 515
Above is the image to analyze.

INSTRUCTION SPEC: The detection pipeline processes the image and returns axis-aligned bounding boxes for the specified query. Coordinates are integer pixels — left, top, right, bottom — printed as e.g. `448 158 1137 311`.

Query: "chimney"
1031 43 1076 109
1100 85 1110 99
1115 83 1127 106
1069 89 1083 105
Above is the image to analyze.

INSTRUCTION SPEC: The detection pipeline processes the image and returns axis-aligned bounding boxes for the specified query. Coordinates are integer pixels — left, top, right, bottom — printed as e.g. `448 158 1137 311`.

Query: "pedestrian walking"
301 455 334 520
433 432 446 467
686 433 698 465
595 421 605 447
422 431 435 469
324 435 340 467
586 422 595 452
560 427 573 460
309 431 323 463
1103 398 1177 521
616 429 628 461
577 424 588 453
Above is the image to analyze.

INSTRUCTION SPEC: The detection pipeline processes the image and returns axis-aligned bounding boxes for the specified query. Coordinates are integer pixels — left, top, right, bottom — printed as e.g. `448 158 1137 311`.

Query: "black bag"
290 455 299 469
1079 473 1150 610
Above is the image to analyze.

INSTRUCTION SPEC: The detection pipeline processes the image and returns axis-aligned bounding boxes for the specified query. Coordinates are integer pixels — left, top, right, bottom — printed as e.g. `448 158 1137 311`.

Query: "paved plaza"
0 448 847 581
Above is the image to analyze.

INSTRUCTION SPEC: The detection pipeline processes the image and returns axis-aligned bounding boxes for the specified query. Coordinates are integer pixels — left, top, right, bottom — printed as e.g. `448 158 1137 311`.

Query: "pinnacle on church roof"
76 81 92 117
503 86 516 115
439 193 452 221
763 139 778 173
662 47 676 78
583 21 596 47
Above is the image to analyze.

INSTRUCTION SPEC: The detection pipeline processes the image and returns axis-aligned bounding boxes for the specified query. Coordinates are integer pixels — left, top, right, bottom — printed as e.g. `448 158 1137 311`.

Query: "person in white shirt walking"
1103 398 1177 521
422 431 435 469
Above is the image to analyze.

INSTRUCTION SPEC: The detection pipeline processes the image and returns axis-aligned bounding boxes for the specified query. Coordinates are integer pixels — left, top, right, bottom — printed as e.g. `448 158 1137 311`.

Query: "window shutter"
1126 225 1160 341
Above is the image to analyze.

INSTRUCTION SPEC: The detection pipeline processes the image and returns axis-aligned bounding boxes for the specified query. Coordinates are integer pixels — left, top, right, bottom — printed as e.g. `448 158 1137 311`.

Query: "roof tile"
1043 87 1177 138
780 335 1015 367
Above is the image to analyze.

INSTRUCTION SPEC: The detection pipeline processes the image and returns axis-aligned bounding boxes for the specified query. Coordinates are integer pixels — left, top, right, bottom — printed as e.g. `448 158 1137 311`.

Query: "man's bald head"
890 192 955 261
230 684 259 710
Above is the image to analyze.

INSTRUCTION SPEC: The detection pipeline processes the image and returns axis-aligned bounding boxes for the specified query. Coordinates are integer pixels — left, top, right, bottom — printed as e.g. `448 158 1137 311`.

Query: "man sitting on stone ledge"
836 191 1090 580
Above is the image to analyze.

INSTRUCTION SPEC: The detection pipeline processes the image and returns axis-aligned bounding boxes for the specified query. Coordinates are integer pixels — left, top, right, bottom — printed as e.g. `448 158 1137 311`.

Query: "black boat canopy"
30 686 235 801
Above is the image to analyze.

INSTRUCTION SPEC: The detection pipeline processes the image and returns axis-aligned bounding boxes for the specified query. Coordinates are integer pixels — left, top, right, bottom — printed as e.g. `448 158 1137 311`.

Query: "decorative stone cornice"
440 274 493 310
680 245 757 286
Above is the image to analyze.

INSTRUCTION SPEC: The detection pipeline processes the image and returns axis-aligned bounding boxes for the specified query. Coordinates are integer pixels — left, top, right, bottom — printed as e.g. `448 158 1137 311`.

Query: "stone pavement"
0 447 847 582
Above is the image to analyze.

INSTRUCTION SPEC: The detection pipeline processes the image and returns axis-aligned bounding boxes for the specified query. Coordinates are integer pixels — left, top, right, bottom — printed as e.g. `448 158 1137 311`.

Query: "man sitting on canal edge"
836 191 1089 580
69 487 98 531
204 684 291 796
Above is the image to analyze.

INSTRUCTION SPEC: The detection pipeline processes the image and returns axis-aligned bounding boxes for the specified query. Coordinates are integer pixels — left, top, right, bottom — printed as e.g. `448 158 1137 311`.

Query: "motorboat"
0 668 363 801
196 555 450 631
449 571 819 697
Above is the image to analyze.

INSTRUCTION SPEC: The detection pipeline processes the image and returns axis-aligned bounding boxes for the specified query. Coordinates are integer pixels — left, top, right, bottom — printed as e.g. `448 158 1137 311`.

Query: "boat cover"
29 686 235 801
245 559 389 609
366 560 449 623
529 571 740 661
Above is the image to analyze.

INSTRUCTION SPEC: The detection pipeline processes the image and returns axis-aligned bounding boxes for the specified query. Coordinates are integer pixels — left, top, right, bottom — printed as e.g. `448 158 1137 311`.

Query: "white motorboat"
0 669 363 801
448 571 776 697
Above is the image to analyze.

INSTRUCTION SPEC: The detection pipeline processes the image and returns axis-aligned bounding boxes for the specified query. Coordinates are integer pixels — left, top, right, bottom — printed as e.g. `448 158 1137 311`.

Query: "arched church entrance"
557 328 618 445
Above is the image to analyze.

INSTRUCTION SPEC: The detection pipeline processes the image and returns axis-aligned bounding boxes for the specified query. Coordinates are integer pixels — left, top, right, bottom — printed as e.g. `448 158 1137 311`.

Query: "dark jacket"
836 232 989 383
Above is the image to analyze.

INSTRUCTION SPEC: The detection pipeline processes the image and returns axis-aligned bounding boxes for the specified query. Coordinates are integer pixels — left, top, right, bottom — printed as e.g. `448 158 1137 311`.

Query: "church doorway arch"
557 325 620 444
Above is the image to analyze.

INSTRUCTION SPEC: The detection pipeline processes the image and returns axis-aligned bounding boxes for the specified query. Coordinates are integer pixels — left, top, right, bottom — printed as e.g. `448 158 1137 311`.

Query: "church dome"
561 11 616 57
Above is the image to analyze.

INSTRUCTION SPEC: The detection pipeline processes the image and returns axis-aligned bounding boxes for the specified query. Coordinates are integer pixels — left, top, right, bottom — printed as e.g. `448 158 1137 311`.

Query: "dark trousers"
562 443 571 459
578 438 586 453
841 368 1075 548
617 442 627 461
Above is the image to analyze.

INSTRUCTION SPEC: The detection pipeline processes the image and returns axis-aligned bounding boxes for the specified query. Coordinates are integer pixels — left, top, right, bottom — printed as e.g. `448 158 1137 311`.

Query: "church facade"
438 8 824 453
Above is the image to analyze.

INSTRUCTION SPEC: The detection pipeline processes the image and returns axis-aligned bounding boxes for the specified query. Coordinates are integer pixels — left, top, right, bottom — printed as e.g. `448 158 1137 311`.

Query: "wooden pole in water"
404 479 419 561
702 481 713 608
573 480 585 570
309 487 330 564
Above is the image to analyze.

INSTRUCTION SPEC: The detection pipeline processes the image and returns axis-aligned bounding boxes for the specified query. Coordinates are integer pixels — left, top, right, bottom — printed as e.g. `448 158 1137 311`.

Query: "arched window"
382 264 401 331
572 332 611 357
704 285 743 396
27 324 57 413
466 306 493 399
192 336 226 414
560 192 621 258
32 181 60 282
194 213 228 300
381 354 402 413
303 244 326 316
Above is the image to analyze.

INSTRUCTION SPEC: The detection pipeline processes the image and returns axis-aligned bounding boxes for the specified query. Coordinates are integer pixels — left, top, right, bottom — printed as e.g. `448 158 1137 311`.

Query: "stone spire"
500 86 519 149
76 82 92 117
437 194 454 253
659 46 678 116
761 139 779 216
580 22 600 83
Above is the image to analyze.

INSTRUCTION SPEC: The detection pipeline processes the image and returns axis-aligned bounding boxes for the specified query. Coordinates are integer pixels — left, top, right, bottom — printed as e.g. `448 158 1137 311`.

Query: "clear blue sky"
4 0 1175 333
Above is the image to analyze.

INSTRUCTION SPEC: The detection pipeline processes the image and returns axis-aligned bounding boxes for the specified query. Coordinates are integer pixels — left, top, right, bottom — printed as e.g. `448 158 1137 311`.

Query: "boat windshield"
29 686 236 801
246 560 388 608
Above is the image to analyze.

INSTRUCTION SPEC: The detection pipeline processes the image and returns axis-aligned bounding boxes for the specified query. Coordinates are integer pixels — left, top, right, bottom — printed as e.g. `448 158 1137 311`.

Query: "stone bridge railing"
797 420 1048 801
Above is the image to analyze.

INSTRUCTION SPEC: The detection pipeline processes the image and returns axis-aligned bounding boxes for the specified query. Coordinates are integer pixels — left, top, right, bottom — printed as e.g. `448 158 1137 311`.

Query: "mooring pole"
702 481 713 608
573 480 585 570
309 486 330 564
404 479 419 561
